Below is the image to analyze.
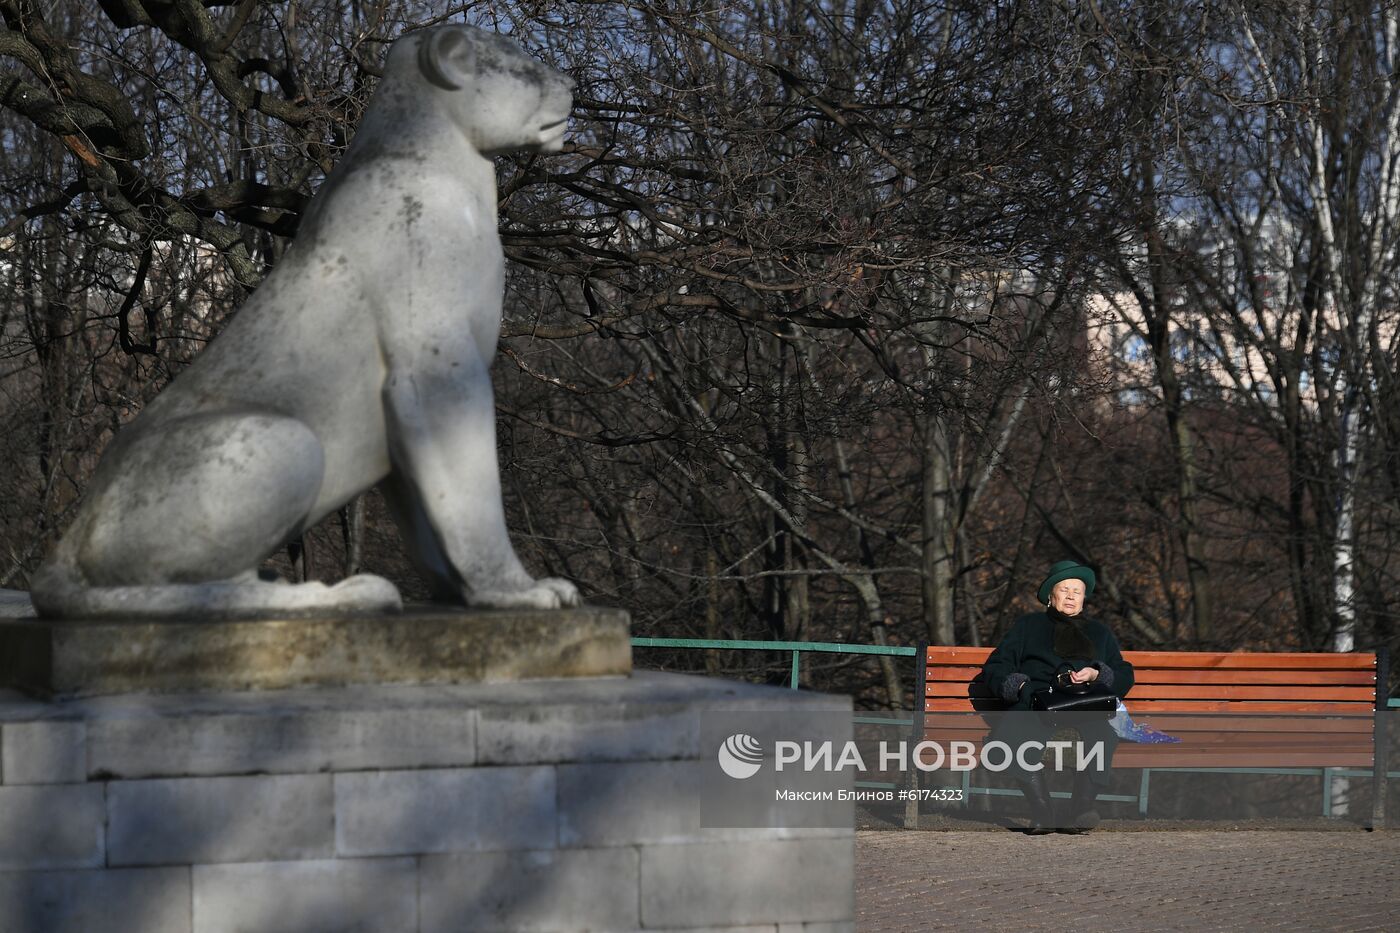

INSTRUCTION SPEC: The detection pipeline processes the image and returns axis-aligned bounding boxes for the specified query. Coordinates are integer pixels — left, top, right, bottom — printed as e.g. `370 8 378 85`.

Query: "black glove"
1000 673 1030 702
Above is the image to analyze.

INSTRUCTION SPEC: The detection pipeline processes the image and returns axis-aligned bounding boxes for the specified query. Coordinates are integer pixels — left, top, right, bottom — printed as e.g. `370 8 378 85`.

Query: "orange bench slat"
925 699 1371 714
926 667 1377 686
1133 669 1374 685
1121 651 1375 669
925 647 1377 670
909 745 1373 769
1113 749 1374 768
925 683 1374 700
1125 684 1375 701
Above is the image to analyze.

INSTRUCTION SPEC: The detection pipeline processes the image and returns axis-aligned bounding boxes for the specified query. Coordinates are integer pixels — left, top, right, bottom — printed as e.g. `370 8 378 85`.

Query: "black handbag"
1030 672 1117 715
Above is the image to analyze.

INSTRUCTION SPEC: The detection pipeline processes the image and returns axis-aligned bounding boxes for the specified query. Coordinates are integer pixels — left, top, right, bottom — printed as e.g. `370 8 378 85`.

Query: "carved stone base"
0 606 630 698
0 672 855 933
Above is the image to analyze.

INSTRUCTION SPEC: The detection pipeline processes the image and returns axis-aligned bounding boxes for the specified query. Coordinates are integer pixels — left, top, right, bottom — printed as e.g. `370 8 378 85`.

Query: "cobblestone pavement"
855 830 1400 932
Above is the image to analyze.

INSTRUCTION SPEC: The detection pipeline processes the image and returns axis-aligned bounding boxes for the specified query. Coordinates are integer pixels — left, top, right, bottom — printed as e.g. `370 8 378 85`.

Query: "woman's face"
1050 579 1086 616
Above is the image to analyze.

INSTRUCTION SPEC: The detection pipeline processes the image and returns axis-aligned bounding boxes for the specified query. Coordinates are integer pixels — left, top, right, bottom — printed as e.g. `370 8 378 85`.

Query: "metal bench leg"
1372 649 1390 830
1139 770 1150 818
902 765 920 829
1373 709 1390 830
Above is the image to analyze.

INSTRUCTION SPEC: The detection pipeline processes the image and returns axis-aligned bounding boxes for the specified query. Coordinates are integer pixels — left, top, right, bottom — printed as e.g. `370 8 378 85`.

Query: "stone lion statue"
31 25 580 618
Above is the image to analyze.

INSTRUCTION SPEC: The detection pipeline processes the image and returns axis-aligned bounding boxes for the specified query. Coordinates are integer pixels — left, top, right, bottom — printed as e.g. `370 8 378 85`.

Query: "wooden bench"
911 646 1391 825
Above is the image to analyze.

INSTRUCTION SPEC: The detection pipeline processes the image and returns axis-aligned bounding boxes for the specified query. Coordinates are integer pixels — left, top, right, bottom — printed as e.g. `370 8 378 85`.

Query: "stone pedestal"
0 670 855 933
0 606 631 698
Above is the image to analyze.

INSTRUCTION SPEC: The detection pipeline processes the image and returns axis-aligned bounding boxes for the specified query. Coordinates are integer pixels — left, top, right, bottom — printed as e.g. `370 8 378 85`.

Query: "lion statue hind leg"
31 410 403 619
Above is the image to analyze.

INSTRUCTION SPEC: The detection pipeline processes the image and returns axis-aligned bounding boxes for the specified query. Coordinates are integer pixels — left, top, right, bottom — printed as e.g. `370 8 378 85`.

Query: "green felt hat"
1037 560 1097 604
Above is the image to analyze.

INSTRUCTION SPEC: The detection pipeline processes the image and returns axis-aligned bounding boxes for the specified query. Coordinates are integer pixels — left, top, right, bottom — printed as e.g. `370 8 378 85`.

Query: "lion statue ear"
418 27 475 90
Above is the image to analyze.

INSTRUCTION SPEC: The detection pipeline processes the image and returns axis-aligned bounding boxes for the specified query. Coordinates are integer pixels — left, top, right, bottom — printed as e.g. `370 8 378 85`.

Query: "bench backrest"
923 647 1382 714
919 646 1384 769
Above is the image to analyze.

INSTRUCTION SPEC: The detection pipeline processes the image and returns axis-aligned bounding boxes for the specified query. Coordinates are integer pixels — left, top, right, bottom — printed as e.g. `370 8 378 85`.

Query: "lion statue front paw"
466 578 581 610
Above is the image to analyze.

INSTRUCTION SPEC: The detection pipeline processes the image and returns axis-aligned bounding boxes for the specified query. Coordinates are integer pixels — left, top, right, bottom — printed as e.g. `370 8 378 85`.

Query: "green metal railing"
631 637 917 789
630 637 916 694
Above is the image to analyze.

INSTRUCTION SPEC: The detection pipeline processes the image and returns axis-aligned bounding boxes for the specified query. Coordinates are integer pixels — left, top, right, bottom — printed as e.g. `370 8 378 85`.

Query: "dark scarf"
1049 606 1099 662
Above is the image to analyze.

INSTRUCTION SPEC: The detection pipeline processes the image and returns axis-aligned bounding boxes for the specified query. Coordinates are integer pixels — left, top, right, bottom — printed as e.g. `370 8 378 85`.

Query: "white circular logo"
717 733 764 779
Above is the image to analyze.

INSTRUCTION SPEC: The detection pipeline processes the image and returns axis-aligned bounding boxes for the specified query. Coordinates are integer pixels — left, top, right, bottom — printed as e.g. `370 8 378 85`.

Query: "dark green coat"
981 611 1135 711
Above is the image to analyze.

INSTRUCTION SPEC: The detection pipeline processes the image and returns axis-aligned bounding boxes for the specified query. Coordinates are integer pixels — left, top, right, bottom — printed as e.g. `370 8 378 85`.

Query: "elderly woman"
980 560 1135 833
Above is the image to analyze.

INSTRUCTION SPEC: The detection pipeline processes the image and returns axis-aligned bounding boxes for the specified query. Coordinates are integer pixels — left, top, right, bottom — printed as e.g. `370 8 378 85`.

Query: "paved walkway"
855 830 1400 931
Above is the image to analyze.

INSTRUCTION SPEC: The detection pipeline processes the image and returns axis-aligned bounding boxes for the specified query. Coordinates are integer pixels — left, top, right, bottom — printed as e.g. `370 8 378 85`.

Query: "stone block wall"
0 672 855 933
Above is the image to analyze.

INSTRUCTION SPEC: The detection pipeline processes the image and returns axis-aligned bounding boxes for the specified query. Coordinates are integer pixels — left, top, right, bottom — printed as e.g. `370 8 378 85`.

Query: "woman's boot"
1016 772 1055 835
1062 770 1102 833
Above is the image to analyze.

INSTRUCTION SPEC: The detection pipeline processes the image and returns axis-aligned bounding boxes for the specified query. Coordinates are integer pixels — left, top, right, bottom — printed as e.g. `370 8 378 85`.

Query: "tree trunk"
1140 169 1214 644
340 496 364 578
705 544 721 675
922 409 956 645
1332 411 1359 652
833 437 903 707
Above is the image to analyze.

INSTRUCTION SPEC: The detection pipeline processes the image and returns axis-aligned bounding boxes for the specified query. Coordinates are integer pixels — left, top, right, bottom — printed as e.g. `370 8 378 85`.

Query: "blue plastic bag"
1110 700 1181 743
